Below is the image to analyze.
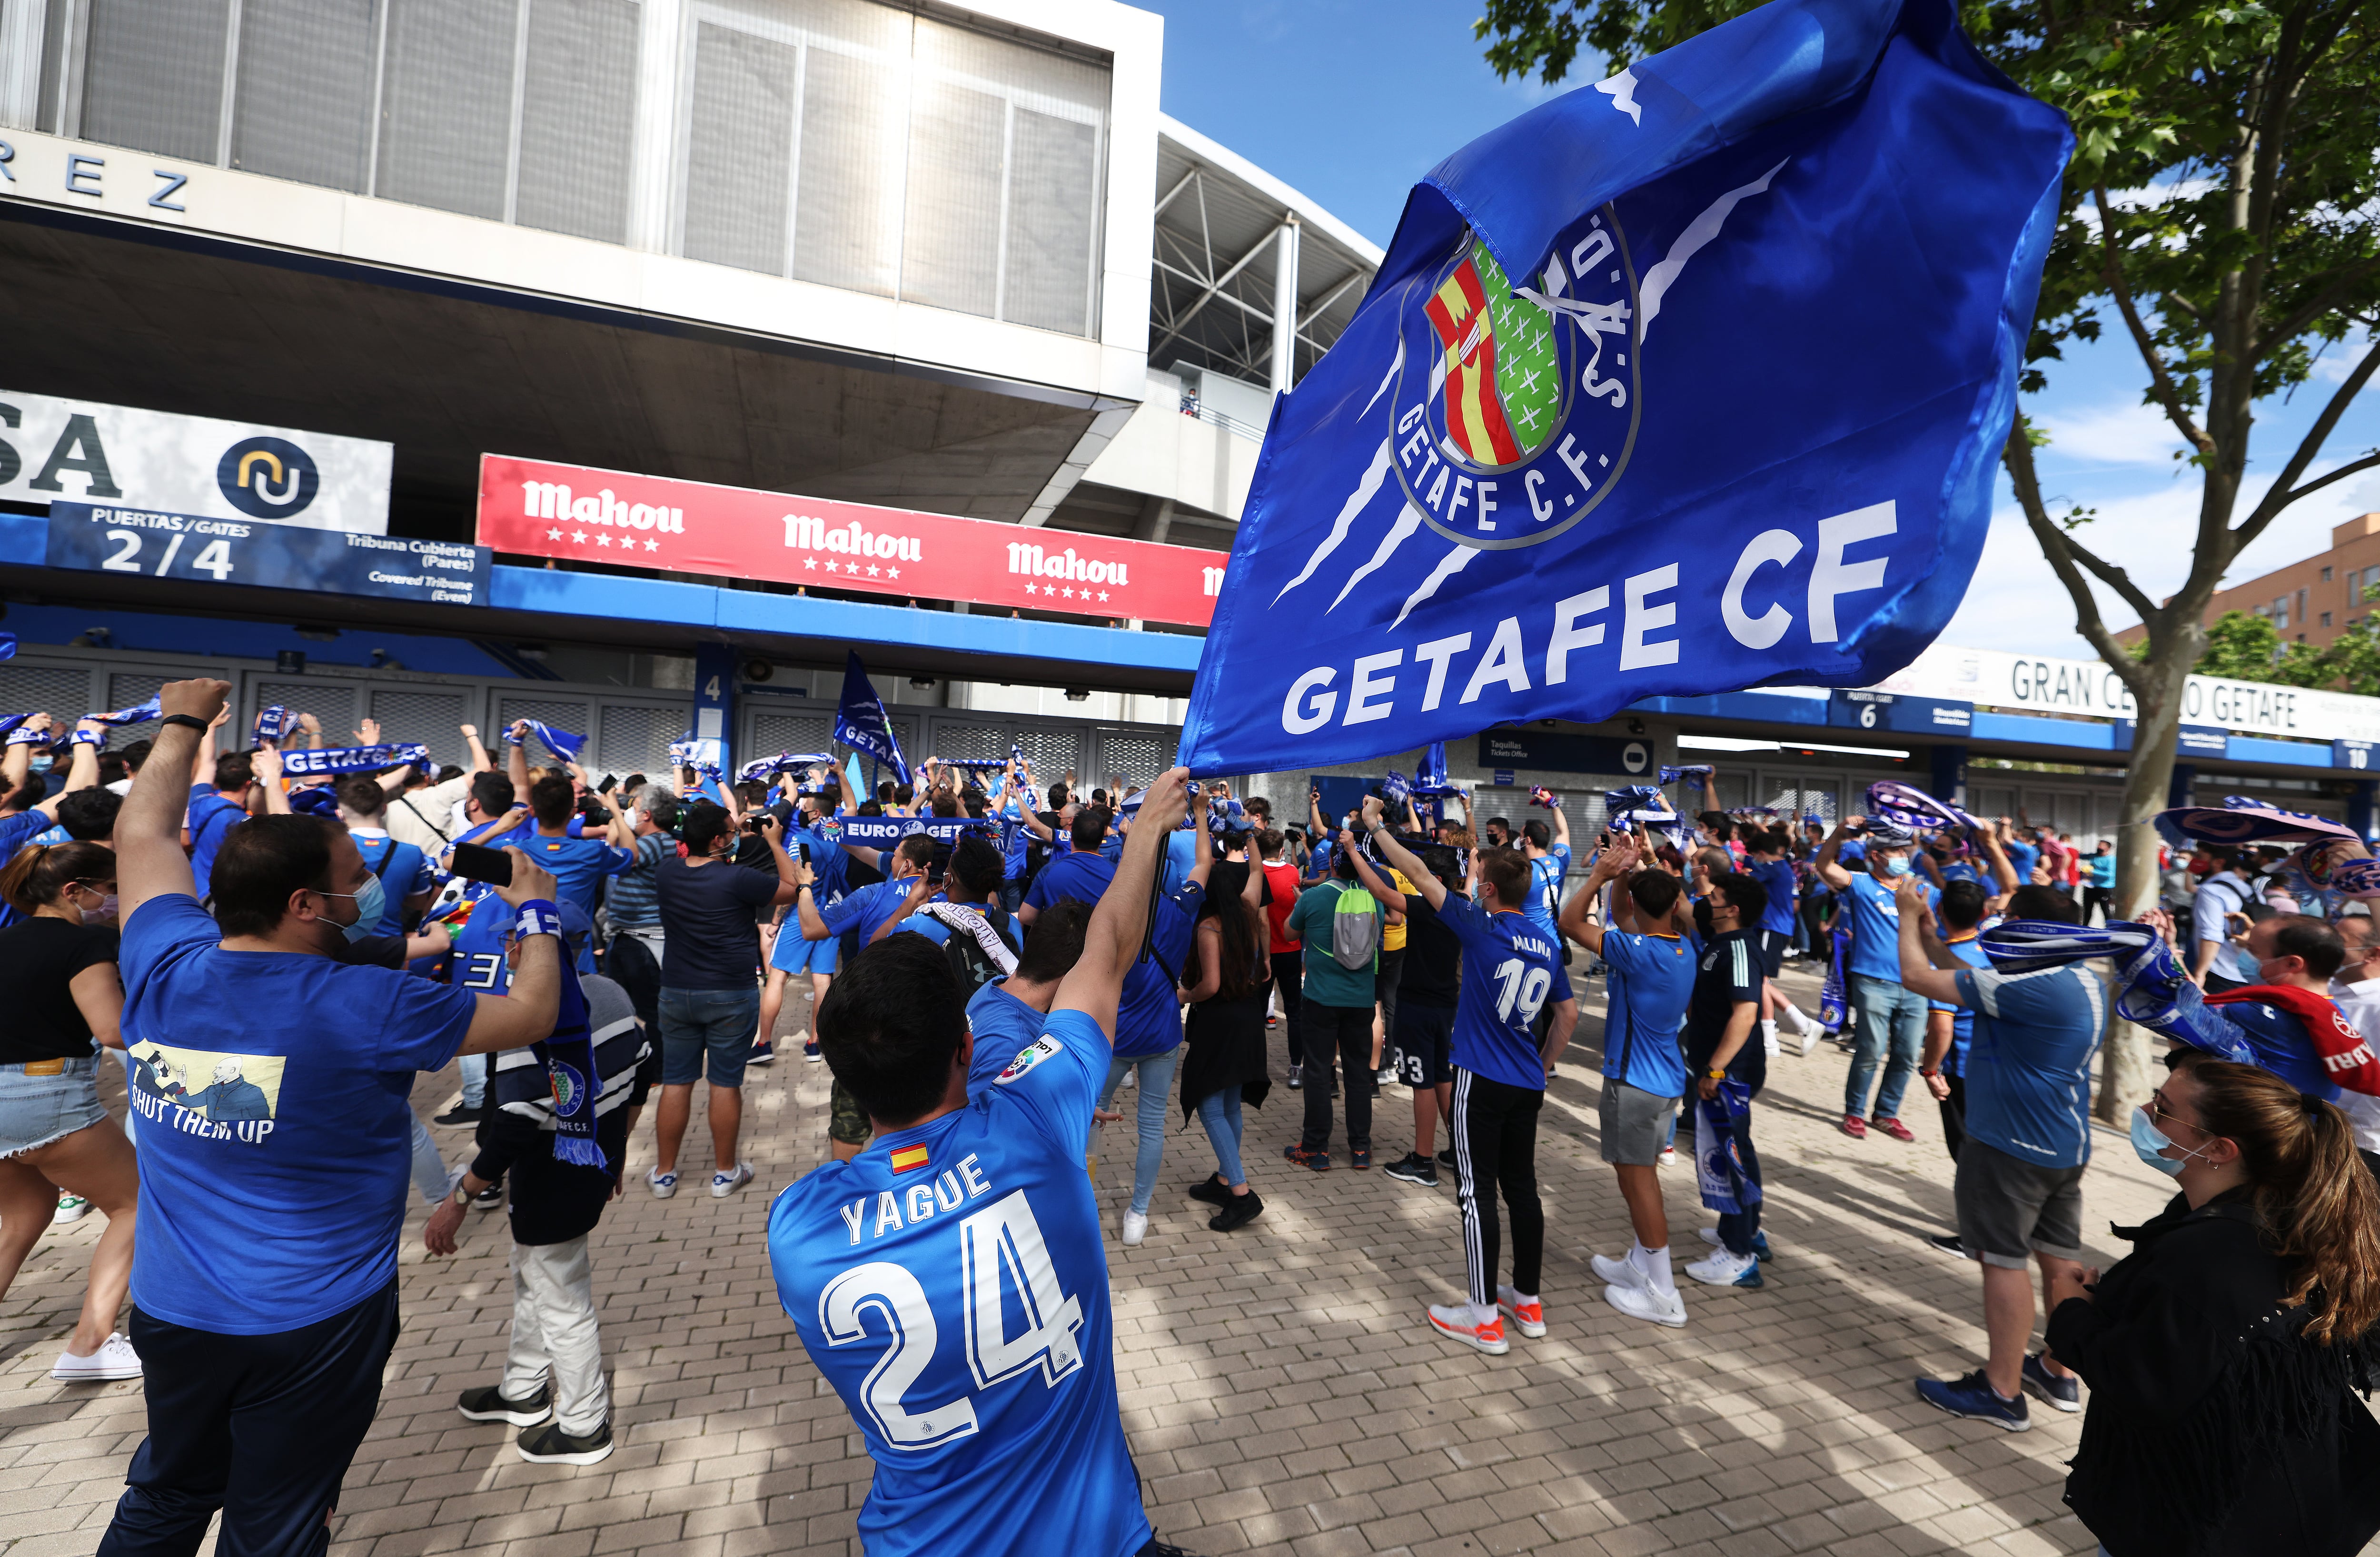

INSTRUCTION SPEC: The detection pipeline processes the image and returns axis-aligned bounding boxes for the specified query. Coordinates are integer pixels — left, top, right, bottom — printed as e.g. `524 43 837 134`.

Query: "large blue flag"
1178 0 2067 776
832 652 911 787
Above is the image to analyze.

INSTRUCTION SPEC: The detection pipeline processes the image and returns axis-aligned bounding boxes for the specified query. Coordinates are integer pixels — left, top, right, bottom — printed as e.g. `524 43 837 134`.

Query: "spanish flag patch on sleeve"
890 1144 930 1175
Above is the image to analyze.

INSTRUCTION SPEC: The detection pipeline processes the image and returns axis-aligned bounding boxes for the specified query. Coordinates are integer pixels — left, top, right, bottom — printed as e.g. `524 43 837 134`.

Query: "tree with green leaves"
1481 0 2380 1116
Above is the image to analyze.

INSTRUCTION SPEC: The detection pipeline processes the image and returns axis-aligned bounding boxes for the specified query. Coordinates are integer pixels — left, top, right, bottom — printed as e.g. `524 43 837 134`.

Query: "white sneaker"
1656 1145 1677 1168
1590 1251 1646 1290
1605 1281 1688 1328
1426 1303 1509 1355
51 1332 141 1382
1122 1069 1136 1089
1799 1029 1820 1057
647 1167 678 1200
710 1162 753 1198
1496 1285 1547 1339
1685 1249 1760 1288
53 1192 89 1225
1696 1228 1725 1249
1121 1210 1147 1246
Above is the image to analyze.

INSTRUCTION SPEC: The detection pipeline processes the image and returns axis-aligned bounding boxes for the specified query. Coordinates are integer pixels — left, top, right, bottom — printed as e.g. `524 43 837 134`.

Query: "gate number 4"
818 1189 1085 1450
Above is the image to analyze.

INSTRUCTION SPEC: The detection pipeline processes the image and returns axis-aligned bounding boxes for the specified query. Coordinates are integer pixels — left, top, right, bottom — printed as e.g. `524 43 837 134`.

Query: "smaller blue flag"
525 720 585 764
86 696 160 727
0 633 18 661
832 652 911 786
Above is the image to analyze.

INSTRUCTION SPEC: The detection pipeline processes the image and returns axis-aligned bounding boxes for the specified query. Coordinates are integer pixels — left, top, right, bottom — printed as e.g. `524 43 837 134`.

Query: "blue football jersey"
767 1009 1151 1557
1426 893 1574 1091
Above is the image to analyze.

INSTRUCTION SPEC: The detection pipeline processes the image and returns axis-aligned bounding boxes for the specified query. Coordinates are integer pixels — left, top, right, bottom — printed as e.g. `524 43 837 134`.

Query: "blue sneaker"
1915 1370 2030 1432
1698 1228 1772 1262
2022 1353 2081 1413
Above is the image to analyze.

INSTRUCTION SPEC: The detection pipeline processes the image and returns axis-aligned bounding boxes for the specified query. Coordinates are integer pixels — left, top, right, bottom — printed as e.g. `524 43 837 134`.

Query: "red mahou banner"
475 456 1227 628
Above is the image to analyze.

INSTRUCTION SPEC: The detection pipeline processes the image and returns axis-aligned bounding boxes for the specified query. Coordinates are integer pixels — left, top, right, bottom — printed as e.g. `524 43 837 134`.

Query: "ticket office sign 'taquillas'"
475 456 1227 628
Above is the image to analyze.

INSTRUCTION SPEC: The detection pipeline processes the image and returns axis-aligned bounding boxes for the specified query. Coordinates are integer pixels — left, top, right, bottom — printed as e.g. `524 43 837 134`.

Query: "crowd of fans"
2 680 2378 1557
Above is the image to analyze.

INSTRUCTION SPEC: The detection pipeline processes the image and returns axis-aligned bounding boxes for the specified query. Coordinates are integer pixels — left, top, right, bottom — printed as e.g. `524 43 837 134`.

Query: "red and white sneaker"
1840 1114 1869 1139
1427 1303 1509 1355
1496 1285 1546 1339
1872 1116 1916 1143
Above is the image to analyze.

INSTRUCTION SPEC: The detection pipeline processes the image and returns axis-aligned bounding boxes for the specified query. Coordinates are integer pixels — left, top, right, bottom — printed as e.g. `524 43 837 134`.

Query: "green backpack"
1330 883 1381 972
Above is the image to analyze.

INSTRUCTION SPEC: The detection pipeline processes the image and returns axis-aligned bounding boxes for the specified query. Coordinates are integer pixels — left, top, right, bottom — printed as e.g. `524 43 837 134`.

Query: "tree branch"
2239 334 2380 541
2254 256 2380 362
2272 449 2380 512
2094 186 2216 454
2006 419 2154 700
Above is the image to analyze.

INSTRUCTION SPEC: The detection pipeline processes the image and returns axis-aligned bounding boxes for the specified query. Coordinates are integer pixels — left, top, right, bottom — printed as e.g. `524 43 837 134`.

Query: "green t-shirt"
1290 883 1378 1008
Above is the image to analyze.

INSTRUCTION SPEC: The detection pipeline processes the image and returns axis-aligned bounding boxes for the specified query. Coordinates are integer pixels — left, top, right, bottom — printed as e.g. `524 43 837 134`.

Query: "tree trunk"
2097 635 2192 1122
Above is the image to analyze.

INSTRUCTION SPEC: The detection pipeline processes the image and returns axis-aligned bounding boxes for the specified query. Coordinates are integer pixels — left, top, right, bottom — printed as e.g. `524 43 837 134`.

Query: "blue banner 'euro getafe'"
1178 0 2068 777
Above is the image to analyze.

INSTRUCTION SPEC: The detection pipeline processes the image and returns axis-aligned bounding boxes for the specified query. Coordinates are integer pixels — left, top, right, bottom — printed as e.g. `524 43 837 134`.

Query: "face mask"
80 888 119 924
319 876 385 944
2131 1105 2211 1177
28 755 52 774
1883 856 1913 877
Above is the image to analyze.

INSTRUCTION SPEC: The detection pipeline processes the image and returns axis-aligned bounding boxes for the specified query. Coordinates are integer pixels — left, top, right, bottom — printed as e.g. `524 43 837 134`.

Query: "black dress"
1179 918 1272 1123
2046 1187 2380 1557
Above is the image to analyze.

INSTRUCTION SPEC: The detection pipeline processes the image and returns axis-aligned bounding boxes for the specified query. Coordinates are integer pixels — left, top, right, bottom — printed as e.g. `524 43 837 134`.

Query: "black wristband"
159 714 209 732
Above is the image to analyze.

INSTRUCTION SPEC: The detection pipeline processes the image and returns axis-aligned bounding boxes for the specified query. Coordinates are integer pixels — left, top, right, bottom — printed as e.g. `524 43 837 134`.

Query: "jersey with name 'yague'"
767 1009 1149 1557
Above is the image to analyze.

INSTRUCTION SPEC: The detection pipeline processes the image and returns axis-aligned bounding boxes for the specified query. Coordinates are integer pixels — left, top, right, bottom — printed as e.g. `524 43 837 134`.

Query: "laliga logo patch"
1390 210 1639 551
995 1036 1062 1085
217 436 320 519
547 1061 584 1114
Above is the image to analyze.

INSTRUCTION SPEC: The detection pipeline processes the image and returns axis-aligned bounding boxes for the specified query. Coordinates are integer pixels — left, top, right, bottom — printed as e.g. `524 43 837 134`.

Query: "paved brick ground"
0 959 2349 1557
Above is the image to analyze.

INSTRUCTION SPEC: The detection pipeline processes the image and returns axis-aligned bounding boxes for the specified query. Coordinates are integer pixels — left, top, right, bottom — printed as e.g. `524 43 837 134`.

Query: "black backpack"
922 901 1022 993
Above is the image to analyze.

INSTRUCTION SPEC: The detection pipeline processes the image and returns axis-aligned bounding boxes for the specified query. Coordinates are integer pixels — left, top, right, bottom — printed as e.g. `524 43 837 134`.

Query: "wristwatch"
450 1180 476 1208
1705 1068 1727 1081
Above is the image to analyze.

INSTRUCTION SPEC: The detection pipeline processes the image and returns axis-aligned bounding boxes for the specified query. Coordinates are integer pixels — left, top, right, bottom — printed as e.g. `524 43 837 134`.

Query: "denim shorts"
660 987 762 1088
0 1053 108 1159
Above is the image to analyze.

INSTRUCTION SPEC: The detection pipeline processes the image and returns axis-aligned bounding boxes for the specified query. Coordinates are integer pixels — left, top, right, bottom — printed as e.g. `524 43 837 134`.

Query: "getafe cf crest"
1391 206 1640 550
547 1061 584 1114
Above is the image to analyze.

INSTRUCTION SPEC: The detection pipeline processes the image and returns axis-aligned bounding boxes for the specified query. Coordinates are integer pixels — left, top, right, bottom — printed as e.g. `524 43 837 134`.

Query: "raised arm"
1815 819 1858 891
1055 767 1190 1041
456 852 565 1054
1343 833 1408 913
1360 794 1447 912
505 721 531 794
1560 836 1640 954
1547 796 1570 848
460 723 490 774
1979 825 2018 901
120 681 227 922
1894 874 1964 1004
251 745 291 815
1185 802 1215 891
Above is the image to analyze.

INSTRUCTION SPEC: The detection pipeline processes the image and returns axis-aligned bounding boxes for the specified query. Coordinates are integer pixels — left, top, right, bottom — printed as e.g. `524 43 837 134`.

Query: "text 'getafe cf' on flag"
1177 0 2070 777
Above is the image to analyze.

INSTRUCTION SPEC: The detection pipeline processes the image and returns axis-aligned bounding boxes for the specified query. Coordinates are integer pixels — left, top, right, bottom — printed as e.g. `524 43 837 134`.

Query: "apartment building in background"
2116 513 2380 653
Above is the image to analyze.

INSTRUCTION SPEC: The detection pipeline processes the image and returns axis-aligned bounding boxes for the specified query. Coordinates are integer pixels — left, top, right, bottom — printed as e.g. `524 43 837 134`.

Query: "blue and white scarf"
519 720 585 764
1974 919 2256 1061
736 751 833 783
1694 1079 1762 1216
69 696 161 742
2156 796 2358 850
516 901 607 1169
1865 779 1981 835
280 742 430 777
254 704 294 743
1819 921 1851 1030
1659 764 1714 785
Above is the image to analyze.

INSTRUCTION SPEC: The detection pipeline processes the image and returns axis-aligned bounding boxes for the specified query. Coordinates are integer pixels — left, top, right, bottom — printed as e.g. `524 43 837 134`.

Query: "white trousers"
502 1236 611 1436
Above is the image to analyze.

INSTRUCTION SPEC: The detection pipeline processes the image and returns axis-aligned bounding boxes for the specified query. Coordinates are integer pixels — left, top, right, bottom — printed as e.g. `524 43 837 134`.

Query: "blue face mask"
2130 1105 2209 1177
28 755 52 774
1883 855 1913 877
324 875 385 944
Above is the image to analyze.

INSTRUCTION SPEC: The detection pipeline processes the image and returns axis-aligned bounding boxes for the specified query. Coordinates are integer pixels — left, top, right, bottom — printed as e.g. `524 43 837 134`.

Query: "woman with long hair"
2046 1049 2380 1555
0 841 141 1381
1177 850 1270 1232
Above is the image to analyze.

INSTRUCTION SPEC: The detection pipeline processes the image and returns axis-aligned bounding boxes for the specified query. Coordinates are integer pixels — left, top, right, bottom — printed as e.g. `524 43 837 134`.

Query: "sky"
1134 0 2380 662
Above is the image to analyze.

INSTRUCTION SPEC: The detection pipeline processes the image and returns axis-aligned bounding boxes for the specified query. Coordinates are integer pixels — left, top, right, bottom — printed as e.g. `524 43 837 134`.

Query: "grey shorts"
1954 1139 2086 1269
1598 1079 1679 1166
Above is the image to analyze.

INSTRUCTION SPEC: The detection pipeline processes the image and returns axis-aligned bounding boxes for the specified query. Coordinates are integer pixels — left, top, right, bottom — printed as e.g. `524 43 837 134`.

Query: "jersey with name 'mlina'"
765 1009 1150 1557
